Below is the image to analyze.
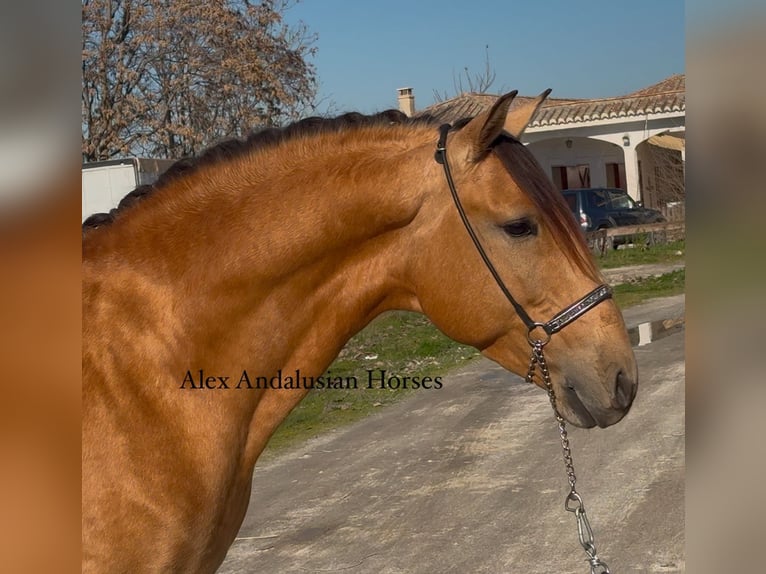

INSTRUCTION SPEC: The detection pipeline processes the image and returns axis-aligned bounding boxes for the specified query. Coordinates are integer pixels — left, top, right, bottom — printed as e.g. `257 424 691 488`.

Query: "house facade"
400 75 685 219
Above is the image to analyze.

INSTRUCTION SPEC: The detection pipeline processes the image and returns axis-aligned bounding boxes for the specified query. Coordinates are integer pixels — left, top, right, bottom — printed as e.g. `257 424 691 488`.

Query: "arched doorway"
636 131 685 220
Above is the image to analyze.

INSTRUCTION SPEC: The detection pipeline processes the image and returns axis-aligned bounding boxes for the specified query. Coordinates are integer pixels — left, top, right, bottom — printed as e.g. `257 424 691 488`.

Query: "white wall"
527 137 624 189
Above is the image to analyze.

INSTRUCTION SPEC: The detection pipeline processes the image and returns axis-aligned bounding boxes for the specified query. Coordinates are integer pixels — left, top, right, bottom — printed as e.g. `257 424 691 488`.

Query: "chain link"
526 340 612 574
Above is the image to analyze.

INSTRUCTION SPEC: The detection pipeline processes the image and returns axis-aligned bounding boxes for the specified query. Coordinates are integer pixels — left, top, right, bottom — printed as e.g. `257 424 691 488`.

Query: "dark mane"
83 109 434 231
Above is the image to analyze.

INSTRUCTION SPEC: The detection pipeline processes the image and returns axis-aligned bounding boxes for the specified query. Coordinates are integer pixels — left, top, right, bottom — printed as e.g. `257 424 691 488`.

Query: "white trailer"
81 157 174 222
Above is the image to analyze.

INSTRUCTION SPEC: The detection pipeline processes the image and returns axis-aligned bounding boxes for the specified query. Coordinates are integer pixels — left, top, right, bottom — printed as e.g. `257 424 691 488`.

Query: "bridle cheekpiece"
434 123 613 346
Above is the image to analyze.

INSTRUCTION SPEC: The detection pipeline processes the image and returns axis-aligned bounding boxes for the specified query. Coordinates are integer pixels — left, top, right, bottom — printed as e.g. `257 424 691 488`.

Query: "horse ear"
503 88 552 138
454 90 518 161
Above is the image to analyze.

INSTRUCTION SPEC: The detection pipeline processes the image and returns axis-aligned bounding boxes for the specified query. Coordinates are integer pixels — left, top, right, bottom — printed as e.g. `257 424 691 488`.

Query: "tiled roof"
417 74 685 128
624 74 685 97
417 93 576 125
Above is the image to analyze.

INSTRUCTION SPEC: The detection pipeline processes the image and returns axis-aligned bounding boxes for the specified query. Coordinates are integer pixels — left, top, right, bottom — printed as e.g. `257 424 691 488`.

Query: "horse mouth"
560 384 598 428
559 380 631 429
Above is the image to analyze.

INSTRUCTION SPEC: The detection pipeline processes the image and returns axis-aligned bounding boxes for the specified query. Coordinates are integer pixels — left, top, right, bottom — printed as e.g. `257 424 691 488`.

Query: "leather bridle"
434 123 613 347
435 123 616 573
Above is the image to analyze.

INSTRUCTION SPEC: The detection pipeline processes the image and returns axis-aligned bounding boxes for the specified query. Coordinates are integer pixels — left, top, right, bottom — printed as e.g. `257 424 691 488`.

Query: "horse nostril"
614 369 636 409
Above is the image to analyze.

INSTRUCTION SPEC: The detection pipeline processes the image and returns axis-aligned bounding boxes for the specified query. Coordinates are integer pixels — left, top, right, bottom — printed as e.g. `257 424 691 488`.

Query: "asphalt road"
220 295 685 574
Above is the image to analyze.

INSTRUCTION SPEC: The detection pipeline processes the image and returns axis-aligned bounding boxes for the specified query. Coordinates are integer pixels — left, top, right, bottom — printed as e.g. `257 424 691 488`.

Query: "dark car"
562 187 666 232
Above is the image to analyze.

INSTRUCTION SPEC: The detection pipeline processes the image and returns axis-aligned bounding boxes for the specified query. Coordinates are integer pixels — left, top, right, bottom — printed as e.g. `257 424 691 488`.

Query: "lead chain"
526 340 612 574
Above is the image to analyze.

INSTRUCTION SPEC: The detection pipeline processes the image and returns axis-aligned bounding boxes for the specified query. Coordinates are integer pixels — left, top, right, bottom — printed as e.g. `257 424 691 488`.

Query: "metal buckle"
526 322 552 347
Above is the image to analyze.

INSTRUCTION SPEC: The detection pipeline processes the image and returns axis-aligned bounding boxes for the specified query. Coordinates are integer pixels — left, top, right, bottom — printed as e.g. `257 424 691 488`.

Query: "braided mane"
82 109 428 230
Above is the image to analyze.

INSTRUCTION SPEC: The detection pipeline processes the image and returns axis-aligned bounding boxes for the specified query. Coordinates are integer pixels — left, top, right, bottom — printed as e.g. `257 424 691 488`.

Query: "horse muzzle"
558 366 638 428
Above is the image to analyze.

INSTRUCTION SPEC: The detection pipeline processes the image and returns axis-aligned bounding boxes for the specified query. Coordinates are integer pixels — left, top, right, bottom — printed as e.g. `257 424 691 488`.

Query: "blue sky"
284 0 685 115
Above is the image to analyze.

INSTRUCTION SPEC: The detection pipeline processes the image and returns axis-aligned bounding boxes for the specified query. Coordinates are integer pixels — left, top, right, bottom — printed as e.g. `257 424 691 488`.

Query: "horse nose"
613 369 637 410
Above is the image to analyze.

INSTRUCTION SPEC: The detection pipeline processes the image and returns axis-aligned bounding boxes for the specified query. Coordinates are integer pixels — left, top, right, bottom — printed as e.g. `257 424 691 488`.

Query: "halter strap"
434 123 612 341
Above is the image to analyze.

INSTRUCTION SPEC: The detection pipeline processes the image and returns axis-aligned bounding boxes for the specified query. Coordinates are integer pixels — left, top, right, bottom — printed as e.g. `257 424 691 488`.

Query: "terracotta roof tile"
417 74 685 127
626 74 685 97
417 92 573 124
531 75 685 127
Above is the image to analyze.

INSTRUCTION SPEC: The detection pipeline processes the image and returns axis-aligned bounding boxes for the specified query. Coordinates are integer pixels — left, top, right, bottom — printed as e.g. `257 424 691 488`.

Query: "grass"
612 268 685 308
264 312 479 453
264 240 685 454
596 239 685 269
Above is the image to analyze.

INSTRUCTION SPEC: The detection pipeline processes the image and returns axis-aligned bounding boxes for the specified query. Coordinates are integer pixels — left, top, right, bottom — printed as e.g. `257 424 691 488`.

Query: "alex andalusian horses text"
82 91 637 572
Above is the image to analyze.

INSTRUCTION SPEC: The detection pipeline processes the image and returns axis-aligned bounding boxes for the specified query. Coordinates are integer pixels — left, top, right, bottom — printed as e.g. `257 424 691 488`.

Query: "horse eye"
502 219 537 238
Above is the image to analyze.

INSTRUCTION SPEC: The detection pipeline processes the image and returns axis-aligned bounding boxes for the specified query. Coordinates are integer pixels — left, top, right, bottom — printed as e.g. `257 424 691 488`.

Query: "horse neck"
85 128 438 373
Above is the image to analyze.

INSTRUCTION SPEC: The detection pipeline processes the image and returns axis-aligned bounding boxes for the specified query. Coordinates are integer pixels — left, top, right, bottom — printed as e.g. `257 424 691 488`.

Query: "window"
551 166 567 190
563 193 577 212
587 189 610 208
552 165 590 190
605 163 626 190
608 189 636 209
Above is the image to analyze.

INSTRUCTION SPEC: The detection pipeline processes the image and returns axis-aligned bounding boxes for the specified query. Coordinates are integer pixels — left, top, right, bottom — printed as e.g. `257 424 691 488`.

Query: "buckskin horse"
82 91 638 572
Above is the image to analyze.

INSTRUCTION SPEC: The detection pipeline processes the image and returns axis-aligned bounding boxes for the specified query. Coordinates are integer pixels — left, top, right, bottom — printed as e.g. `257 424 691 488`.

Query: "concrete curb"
621 294 685 330
601 261 686 330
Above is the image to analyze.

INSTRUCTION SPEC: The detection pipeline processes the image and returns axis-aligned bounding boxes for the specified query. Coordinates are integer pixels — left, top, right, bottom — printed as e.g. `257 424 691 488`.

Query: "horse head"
408 91 638 428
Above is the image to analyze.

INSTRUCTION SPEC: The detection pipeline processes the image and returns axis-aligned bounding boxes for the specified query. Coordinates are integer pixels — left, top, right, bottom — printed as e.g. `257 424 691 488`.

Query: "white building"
400 75 685 220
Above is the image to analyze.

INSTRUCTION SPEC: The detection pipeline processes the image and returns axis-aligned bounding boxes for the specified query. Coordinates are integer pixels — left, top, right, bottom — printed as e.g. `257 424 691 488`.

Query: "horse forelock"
82 110 437 233
490 136 599 280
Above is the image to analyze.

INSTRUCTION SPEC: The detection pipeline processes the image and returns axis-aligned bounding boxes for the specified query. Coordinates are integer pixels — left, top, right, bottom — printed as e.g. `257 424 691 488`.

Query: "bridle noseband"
434 123 612 346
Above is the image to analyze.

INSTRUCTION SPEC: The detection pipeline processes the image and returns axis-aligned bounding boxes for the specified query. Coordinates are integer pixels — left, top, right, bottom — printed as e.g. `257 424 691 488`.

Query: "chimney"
397 87 415 117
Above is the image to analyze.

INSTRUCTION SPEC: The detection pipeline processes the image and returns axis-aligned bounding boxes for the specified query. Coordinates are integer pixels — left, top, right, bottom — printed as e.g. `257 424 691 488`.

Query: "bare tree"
82 0 318 161
433 45 497 103
654 148 685 204
646 142 685 203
